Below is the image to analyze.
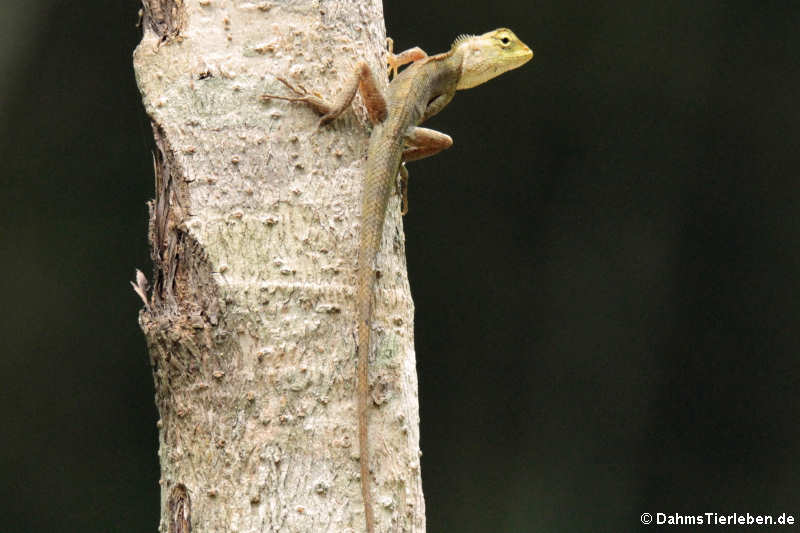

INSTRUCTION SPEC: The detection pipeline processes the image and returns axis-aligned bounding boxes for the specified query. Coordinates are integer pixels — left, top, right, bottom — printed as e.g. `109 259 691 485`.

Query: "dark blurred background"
2 1 799 531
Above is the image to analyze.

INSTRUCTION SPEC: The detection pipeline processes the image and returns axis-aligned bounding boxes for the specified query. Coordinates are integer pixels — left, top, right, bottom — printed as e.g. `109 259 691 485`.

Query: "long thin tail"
357 259 376 533
356 201 385 533
357 124 400 533
356 210 380 533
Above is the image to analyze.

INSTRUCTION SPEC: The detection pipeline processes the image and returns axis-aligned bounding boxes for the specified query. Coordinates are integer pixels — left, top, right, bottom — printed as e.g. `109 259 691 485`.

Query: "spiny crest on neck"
451 33 476 48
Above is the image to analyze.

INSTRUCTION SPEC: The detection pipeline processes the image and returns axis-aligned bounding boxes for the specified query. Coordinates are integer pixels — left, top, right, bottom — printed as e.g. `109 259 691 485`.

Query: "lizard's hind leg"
395 128 453 215
402 127 453 162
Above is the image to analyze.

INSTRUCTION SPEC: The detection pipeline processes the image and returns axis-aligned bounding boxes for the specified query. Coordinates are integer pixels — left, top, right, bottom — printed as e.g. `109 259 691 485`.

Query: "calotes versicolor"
261 28 532 533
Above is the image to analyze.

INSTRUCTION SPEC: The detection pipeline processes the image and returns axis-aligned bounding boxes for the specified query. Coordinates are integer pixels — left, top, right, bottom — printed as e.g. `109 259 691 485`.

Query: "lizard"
260 28 533 533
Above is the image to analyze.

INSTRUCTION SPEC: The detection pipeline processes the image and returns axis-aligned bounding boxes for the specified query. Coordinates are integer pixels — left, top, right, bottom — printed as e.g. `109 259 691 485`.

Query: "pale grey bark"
133 1 425 531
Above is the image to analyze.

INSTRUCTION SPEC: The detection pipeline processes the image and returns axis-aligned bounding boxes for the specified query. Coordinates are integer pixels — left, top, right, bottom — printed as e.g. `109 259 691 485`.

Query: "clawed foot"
397 163 409 215
260 76 312 102
260 76 335 125
386 37 400 80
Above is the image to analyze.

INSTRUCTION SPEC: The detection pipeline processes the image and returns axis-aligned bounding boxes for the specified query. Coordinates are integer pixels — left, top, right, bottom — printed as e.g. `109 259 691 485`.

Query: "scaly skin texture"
261 28 532 532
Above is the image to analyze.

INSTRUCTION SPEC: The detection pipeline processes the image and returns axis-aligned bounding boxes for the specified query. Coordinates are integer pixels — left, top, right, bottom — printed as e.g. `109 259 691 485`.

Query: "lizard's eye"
500 36 511 46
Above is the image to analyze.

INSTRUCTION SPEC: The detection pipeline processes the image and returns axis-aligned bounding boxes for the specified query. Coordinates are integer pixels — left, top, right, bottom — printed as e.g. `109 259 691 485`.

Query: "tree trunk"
133 1 425 531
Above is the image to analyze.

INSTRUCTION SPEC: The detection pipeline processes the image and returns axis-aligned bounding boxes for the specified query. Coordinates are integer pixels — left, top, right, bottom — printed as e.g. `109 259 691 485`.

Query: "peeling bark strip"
148 124 181 308
134 1 426 531
147 124 216 313
141 0 186 41
169 484 192 533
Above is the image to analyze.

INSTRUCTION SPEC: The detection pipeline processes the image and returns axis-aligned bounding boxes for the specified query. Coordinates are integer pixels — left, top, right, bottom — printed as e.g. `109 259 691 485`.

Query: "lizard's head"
453 28 533 90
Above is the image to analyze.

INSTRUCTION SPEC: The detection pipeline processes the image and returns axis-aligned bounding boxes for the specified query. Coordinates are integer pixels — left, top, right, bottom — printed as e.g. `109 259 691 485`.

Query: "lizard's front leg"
260 61 387 125
386 37 427 79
